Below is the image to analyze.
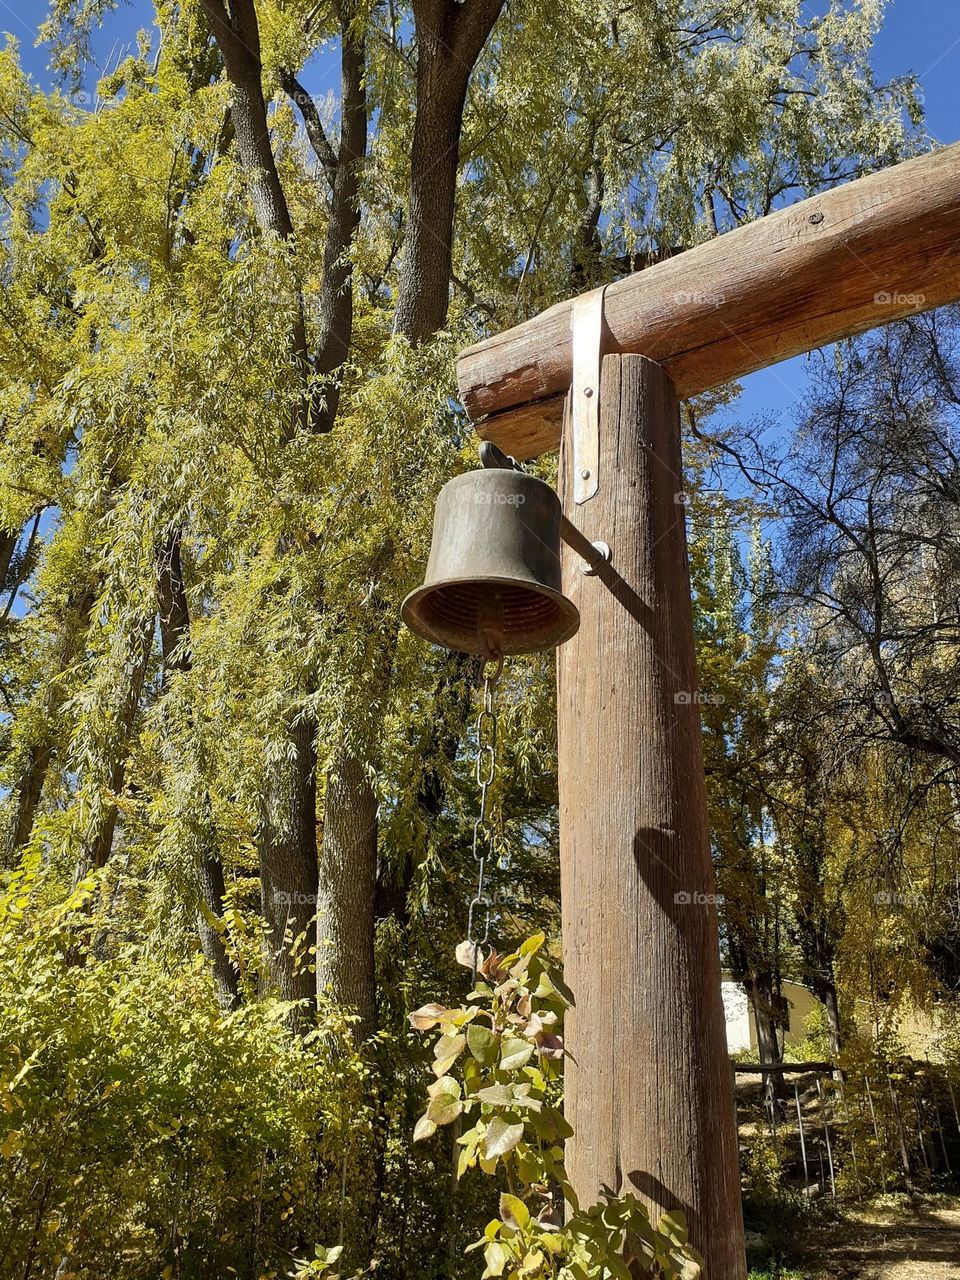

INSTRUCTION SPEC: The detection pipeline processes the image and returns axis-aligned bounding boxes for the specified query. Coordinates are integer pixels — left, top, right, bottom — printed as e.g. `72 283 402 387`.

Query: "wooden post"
557 354 745 1277
795 1082 811 1189
816 1077 837 1198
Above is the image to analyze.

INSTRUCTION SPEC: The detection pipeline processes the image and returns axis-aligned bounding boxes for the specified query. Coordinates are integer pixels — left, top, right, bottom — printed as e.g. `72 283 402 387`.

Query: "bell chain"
467 655 502 983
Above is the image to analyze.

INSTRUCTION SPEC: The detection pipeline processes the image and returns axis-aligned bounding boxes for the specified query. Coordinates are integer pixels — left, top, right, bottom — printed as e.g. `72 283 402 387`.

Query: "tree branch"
280 68 339 190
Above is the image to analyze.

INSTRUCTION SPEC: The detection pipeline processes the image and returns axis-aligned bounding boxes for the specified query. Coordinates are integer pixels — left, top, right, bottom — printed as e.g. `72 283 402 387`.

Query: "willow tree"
1 0 920 1041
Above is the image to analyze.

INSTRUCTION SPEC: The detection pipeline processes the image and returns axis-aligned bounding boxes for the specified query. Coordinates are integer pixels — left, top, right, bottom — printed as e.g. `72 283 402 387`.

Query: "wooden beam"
458 142 960 459
733 1062 834 1074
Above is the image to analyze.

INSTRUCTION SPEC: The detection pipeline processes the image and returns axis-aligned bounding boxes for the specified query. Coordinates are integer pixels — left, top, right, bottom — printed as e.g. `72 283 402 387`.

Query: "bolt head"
580 468 591 480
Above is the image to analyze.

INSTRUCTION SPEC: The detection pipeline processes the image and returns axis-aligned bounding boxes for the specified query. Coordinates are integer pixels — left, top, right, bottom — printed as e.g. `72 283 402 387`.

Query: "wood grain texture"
557 355 745 1277
462 142 960 459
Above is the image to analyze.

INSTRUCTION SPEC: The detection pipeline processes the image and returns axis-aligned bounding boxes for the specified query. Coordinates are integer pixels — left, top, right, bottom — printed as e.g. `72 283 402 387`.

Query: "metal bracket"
570 286 606 505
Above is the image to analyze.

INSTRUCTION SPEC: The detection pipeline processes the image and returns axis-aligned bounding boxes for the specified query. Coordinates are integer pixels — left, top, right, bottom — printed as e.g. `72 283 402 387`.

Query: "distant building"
720 974 821 1055
720 973 947 1059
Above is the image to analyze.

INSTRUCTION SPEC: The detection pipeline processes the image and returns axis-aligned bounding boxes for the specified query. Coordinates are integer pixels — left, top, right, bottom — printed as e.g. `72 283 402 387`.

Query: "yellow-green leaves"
498 1193 529 1231
411 937 702 1278
482 1117 523 1160
466 1023 499 1067
425 1074 463 1127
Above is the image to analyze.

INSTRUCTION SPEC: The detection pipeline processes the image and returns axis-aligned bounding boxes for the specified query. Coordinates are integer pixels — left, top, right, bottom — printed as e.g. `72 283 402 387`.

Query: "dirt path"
815 1202 960 1279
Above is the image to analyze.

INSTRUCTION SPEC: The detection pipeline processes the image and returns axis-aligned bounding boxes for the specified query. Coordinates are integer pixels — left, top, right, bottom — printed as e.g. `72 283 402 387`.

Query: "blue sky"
731 0 960 432
2 0 959 435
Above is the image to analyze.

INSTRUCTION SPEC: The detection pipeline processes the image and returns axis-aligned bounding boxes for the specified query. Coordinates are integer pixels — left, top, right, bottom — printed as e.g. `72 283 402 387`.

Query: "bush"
0 855 373 1279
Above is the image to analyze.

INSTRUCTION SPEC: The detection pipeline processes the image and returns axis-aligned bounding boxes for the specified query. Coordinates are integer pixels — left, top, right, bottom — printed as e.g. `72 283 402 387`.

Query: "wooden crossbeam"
732 1062 834 1075
457 142 960 459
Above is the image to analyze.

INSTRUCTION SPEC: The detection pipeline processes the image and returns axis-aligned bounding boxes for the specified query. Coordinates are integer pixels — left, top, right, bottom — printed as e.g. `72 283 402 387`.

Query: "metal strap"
570 286 607 505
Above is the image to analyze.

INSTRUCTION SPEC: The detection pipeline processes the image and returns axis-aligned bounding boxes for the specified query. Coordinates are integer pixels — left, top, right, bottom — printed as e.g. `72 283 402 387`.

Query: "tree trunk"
394 0 505 341
822 981 842 1056
3 585 96 864
157 530 240 1010
281 4 367 434
198 0 309 421
5 741 53 863
746 976 787 1110
197 853 240 1010
258 716 320 1011
806 961 842 1057
316 754 378 1037
84 616 153 872
557 355 746 1277
0 527 17 594
393 63 468 343
751 991 782 1067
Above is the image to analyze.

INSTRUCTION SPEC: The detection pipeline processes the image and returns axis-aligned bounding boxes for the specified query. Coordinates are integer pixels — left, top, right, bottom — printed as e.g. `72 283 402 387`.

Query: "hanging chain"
467 653 503 982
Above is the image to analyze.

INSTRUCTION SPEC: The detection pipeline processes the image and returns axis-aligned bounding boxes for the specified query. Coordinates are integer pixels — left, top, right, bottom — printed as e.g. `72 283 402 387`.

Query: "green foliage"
0 854 374 1279
411 936 703 1280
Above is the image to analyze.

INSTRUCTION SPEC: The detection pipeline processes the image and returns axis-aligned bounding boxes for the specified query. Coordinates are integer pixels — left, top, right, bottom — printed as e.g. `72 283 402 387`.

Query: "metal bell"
402 469 580 656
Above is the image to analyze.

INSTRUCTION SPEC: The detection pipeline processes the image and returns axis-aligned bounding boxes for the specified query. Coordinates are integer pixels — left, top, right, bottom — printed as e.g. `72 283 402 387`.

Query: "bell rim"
401 575 580 656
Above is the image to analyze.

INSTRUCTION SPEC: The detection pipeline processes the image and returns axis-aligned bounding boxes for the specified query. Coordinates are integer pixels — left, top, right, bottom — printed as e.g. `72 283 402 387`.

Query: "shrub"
0 855 373 1279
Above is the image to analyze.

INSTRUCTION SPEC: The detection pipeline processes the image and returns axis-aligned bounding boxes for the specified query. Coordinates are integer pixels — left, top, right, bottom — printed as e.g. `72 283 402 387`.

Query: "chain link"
467 653 503 982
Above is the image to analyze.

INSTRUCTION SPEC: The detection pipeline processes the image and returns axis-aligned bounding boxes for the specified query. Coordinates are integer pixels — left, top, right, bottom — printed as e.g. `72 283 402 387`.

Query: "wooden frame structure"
455 141 960 1278
458 142 960 459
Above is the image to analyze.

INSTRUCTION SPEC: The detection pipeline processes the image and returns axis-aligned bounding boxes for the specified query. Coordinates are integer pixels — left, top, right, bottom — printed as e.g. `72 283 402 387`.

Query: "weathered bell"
402 469 580 656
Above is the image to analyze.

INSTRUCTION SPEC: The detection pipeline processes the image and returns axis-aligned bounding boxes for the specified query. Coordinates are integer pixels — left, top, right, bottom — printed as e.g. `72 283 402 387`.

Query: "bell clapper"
476 594 506 663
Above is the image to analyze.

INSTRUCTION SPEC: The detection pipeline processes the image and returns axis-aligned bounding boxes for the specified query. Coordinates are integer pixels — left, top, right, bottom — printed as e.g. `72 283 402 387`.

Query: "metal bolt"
580 468 591 480
584 387 594 398
581 541 612 576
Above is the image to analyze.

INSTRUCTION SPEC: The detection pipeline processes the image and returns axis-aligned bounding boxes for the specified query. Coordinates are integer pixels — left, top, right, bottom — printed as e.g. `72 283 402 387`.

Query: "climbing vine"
410 935 703 1280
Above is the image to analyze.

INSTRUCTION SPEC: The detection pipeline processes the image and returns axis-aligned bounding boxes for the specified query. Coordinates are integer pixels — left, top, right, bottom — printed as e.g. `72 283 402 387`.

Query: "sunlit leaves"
411 937 702 1278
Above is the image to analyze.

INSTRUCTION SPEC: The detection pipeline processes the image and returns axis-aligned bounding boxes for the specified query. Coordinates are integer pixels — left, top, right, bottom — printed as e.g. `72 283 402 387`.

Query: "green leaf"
482 1241 509 1277
657 1209 689 1245
414 1113 437 1142
426 1075 463 1126
434 1032 466 1060
427 1074 461 1102
467 1023 499 1066
498 1193 530 1231
478 1083 542 1112
483 1116 524 1159
500 1036 535 1071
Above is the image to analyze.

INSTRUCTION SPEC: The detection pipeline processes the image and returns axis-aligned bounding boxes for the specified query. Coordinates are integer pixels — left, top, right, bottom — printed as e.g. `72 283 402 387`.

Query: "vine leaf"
467 1023 499 1066
483 1116 524 1160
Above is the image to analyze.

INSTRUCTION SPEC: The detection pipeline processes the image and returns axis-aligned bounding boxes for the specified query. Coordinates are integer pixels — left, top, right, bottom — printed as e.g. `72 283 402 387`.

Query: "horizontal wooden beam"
732 1062 834 1075
457 142 960 459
